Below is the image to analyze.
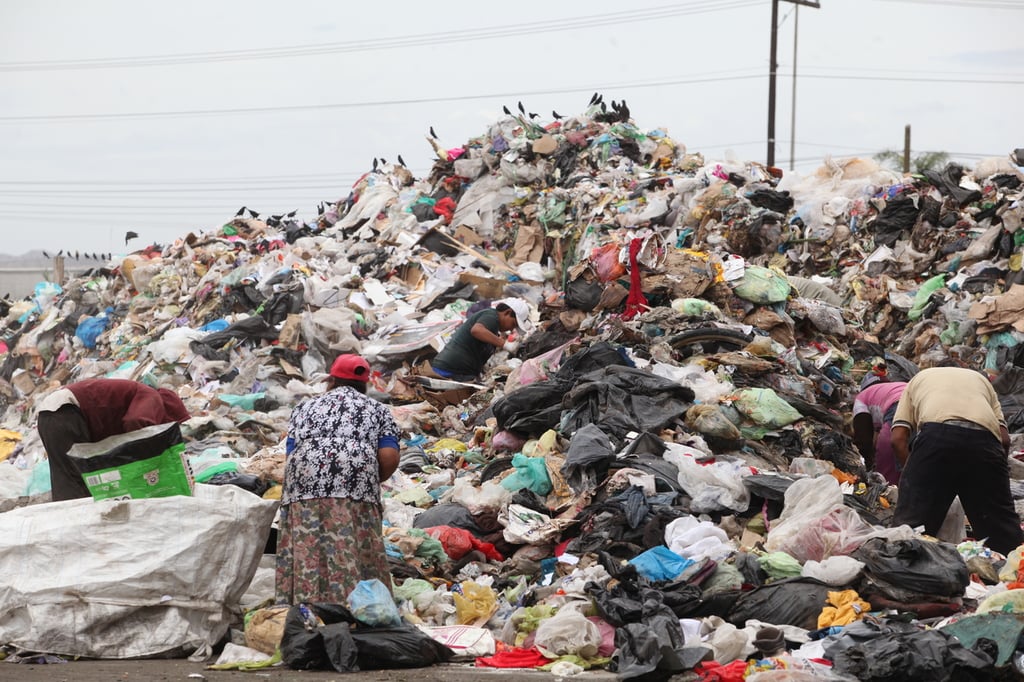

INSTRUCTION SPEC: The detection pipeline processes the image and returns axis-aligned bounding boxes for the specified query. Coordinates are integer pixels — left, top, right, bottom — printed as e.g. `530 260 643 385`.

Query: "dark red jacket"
67 379 190 441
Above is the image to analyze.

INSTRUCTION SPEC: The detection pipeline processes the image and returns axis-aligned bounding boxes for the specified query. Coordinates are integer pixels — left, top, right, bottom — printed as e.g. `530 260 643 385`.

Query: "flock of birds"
36 94 633 268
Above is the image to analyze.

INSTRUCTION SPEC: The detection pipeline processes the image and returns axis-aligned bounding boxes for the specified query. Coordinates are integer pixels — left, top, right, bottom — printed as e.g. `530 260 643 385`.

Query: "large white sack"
0 483 277 659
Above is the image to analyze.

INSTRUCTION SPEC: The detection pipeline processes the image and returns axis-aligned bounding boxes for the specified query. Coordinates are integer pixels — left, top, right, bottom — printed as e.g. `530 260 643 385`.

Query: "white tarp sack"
0 483 277 659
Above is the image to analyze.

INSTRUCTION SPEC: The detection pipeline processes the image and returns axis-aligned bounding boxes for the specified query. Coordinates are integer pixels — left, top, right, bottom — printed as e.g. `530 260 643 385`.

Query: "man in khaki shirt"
891 366 1023 554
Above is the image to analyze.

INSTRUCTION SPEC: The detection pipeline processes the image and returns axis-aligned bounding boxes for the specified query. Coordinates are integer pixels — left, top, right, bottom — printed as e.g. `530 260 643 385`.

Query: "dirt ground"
0 659 622 681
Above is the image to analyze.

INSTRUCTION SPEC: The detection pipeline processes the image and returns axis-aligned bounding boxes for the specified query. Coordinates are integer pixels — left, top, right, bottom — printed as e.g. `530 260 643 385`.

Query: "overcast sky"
0 0 1020 258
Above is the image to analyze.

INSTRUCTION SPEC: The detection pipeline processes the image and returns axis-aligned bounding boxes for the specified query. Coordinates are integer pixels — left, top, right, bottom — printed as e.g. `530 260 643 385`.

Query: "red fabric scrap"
475 647 551 669
622 237 648 320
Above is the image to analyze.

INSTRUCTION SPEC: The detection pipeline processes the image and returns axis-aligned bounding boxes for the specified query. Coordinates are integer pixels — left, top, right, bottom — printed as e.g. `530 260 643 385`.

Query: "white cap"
499 298 533 333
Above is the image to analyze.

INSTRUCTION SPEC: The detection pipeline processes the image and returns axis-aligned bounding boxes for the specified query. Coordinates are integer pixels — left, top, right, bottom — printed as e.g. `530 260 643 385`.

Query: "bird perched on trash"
429 126 438 140
247 208 259 219
124 231 139 246
286 209 297 218
235 206 246 217
517 101 525 114
372 158 379 171
502 105 512 116
397 154 406 167
42 250 49 258
552 110 563 120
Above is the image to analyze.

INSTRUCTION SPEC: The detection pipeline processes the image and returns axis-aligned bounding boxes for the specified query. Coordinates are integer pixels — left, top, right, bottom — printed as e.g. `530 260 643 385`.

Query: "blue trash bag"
347 579 402 627
628 546 695 582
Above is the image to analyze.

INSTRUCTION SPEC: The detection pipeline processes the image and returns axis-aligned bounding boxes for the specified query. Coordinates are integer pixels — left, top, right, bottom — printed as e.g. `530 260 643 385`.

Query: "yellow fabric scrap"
817 589 871 628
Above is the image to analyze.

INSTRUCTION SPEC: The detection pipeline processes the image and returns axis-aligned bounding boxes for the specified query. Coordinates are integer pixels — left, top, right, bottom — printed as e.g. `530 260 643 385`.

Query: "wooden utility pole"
903 124 911 174
54 255 65 286
767 0 820 169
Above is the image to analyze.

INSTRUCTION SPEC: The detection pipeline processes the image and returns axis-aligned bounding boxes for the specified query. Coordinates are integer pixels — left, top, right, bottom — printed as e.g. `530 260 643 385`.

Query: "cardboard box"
79 444 194 501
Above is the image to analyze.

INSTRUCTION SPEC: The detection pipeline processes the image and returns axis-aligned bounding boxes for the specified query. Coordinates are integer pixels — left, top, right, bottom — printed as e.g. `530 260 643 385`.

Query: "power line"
0 73 765 123
874 0 1024 8
3 70 1018 125
0 1 761 73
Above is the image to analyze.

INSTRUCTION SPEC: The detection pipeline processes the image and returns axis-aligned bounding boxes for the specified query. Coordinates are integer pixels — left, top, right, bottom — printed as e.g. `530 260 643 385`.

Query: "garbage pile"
1 101 1024 678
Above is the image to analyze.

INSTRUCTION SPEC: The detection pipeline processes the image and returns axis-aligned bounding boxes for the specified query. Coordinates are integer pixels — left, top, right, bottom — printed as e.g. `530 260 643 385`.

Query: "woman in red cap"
276 354 400 604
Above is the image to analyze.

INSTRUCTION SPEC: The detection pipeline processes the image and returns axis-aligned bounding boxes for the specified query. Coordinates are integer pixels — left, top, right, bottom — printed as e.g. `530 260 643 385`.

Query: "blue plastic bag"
628 546 694 582
347 579 401 627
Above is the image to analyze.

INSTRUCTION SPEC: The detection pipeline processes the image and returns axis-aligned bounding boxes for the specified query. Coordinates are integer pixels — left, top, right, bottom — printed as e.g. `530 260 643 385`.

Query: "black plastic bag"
561 423 615 493
491 378 570 437
280 602 454 672
205 471 271 497
853 537 969 599
828 627 996 681
728 577 831 630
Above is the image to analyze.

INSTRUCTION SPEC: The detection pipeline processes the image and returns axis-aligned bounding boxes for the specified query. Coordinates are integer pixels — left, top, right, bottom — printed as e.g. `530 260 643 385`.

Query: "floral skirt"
275 497 391 605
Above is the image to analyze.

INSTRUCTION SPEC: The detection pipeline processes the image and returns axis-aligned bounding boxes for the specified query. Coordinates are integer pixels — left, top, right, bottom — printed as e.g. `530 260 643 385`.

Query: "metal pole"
789 6 799 171
903 124 911 174
767 0 779 167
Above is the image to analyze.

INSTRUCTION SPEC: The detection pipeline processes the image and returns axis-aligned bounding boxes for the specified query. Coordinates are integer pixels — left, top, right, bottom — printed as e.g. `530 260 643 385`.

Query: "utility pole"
789 5 799 171
767 0 820 169
903 124 911 174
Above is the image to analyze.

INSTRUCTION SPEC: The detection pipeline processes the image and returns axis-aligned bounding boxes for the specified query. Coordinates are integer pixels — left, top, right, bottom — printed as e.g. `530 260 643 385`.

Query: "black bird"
528 112 539 120
247 209 259 219
517 101 525 114
42 250 49 258
125 231 139 246
380 158 387 166
74 251 80 260
397 154 406 167
502 105 512 116
57 249 63 256
235 206 246 217
429 126 438 139
286 209 297 218
372 158 379 171
589 92 598 105
316 202 324 215
552 110 563 120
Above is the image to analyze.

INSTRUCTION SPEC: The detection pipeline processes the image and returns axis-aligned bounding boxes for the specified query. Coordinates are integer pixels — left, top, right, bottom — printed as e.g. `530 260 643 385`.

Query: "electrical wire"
0 1 762 73
0 72 766 123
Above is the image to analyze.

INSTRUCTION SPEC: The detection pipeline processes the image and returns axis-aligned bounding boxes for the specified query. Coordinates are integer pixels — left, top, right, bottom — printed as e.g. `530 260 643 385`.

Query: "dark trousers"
36 404 92 501
893 422 1023 555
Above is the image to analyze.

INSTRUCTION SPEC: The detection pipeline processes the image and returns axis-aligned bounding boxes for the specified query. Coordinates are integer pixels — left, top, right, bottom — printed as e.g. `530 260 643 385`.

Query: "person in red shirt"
35 378 190 501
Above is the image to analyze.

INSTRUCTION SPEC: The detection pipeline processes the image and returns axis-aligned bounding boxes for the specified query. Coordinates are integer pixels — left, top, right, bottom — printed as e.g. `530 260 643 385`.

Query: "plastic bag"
628 546 695 582
453 581 497 625
801 556 865 586
685 404 742 440
347 579 402 627
591 243 627 282
732 387 803 428
280 602 454 672
773 506 879 563
534 607 603 658
447 478 512 516
765 476 843 556
663 449 751 513
500 452 552 496
732 266 791 304
728 578 832 630
853 537 969 599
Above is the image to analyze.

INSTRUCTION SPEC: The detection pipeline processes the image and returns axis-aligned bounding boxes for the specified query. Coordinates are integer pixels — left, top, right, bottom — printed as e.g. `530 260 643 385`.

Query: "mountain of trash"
1 100 1024 678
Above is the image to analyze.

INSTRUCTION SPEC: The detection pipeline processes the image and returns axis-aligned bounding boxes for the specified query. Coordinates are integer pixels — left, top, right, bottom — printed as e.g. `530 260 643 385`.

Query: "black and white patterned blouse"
282 386 400 506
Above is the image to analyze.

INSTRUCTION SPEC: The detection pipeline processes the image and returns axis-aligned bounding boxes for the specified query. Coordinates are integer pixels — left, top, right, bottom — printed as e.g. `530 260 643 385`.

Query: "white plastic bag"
801 556 865 585
534 606 602 658
664 447 751 513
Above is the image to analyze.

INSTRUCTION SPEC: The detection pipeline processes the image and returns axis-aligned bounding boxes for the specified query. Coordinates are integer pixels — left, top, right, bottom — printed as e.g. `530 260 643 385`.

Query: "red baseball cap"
330 354 370 382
